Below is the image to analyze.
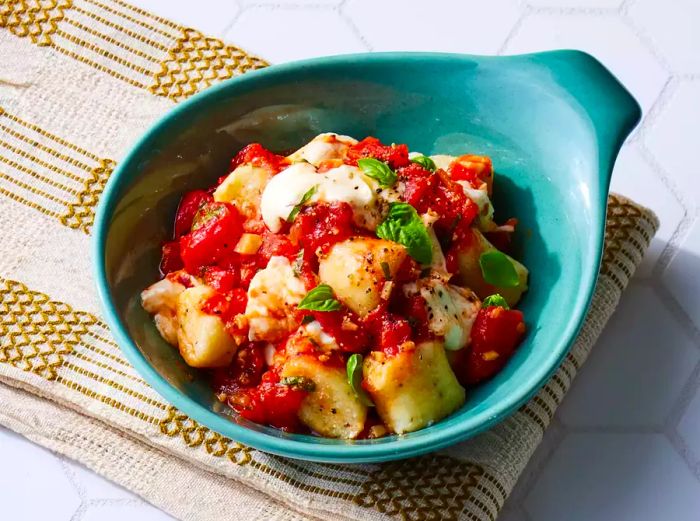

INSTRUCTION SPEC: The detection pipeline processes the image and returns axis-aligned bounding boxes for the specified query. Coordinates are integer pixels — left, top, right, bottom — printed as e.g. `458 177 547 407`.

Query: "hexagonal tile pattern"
629 0 700 73
678 386 700 469
558 283 699 428
81 503 174 521
525 433 700 521
225 7 366 63
130 0 241 36
609 143 685 276
344 0 520 54
503 13 668 114
0 428 81 520
645 81 700 205
663 218 700 330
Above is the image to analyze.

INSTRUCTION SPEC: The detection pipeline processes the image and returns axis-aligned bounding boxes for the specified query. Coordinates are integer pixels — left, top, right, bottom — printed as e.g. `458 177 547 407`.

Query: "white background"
2 1 699 520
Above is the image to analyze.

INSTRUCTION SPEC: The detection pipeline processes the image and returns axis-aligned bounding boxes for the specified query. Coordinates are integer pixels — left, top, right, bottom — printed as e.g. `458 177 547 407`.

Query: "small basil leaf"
298 284 342 311
376 203 433 265
410 155 437 172
380 261 392 280
346 354 374 407
287 185 318 222
191 202 225 231
280 376 316 392
479 251 519 288
481 293 510 309
358 158 397 187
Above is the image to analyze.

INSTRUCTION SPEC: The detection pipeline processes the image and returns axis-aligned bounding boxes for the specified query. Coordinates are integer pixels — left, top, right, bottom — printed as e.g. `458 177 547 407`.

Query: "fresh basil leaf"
380 261 392 280
479 251 519 288
292 249 304 277
280 376 316 392
358 158 397 187
301 314 315 324
346 354 374 407
376 203 433 265
287 185 318 222
410 155 437 172
298 284 342 311
481 293 510 309
191 203 225 231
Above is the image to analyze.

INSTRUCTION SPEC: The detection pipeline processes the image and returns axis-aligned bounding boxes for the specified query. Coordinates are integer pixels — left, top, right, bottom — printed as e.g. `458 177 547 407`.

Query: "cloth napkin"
0 1 659 520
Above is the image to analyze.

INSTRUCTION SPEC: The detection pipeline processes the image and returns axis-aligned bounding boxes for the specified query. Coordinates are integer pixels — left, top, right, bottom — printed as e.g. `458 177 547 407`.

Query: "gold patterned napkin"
0 2 659 520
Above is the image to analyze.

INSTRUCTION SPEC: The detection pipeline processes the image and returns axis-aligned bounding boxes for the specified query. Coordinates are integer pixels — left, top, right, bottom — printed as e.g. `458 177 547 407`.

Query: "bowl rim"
93 50 608 463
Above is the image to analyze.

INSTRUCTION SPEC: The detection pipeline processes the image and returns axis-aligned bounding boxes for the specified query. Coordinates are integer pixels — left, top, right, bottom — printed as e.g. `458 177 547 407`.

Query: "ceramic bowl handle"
535 50 642 195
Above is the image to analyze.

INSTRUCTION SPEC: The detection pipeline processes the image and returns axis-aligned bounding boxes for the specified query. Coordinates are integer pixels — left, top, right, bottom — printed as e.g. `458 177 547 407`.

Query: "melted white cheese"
260 162 379 233
287 133 358 165
244 256 307 342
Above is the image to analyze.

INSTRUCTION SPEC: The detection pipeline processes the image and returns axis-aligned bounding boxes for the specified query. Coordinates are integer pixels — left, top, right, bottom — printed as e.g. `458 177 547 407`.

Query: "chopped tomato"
449 155 493 190
211 342 266 395
346 136 410 169
365 308 412 356
391 293 431 342
231 371 307 431
159 240 183 276
179 202 243 273
174 190 212 238
397 163 436 210
456 306 526 386
289 202 355 255
258 231 297 262
431 170 479 236
201 288 247 324
312 309 370 353
203 266 238 293
230 143 289 173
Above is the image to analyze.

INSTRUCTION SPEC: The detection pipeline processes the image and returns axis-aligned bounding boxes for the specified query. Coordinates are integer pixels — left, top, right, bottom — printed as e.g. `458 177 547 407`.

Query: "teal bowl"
93 50 640 463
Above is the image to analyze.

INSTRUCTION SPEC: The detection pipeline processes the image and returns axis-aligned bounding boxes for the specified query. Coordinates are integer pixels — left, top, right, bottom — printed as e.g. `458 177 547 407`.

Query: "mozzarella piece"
429 154 455 171
287 133 357 165
260 162 380 232
244 256 307 341
141 275 187 346
404 278 480 351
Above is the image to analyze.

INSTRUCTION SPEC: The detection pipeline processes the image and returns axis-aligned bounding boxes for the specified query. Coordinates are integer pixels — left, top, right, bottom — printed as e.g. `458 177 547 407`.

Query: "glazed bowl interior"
94 51 640 463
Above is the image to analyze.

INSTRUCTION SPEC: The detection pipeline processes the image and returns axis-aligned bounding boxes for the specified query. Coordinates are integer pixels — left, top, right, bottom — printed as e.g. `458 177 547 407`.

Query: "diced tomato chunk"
230 371 307 431
455 306 526 386
201 288 247 323
230 143 289 173
159 240 183 276
365 308 412 356
179 202 243 273
203 266 238 293
448 155 493 190
211 342 266 395
311 309 370 353
397 163 436 210
346 137 410 169
174 190 212 238
289 202 355 255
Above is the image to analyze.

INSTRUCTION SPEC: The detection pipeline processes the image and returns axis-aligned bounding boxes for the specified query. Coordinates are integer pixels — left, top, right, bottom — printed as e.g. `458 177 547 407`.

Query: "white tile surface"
0 429 81 520
525 433 700 521
343 0 520 54
663 219 700 330
609 143 685 276
558 283 699 428
644 81 700 207
502 12 669 114
225 6 367 62
678 386 700 470
4 1 700 520
628 0 700 73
